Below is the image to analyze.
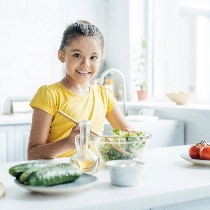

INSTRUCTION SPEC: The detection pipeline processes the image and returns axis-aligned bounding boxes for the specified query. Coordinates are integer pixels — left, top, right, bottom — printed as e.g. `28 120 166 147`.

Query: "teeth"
77 70 89 74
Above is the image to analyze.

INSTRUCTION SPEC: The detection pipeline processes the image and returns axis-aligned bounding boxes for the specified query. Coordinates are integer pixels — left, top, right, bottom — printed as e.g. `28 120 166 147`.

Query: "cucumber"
9 162 47 179
24 163 82 186
19 167 41 183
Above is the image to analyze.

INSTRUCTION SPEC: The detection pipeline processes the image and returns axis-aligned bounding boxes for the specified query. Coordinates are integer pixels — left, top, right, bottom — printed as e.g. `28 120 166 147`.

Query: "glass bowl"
91 130 151 162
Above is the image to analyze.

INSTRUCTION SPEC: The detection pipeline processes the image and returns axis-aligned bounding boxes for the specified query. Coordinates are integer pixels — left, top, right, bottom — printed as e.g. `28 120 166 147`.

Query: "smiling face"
58 36 103 85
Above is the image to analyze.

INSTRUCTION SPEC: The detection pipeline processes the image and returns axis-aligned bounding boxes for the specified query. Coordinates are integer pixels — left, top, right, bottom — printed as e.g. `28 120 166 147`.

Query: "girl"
28 20 132 160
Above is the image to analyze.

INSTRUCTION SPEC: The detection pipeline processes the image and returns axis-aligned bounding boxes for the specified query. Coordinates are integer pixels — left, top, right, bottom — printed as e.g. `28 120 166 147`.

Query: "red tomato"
189 145 201 159
200 146 210 160
199 141 208 147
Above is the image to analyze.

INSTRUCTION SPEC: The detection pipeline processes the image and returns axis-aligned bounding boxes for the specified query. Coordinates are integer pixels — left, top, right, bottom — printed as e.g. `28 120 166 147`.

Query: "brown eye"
91 56 97 60
73 53 80 57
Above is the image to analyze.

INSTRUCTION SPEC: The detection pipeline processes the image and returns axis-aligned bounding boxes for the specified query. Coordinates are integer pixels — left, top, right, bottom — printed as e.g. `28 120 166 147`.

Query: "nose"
81 58 90 68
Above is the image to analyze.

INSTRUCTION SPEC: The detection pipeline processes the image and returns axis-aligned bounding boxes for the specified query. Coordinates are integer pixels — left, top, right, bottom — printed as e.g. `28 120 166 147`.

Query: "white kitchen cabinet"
14 124 31 161
0 124 31 163
0 126 15 162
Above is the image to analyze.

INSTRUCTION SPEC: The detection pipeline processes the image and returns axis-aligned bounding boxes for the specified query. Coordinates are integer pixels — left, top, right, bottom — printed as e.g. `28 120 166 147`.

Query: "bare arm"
28 107 80 160
106 105 133 131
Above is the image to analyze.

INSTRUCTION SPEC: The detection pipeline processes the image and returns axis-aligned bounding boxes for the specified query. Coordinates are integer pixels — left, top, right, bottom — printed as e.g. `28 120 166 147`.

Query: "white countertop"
1 145 210 210
0 113 32 125
1 99 209 126
119 101 210 111
0 112 181 126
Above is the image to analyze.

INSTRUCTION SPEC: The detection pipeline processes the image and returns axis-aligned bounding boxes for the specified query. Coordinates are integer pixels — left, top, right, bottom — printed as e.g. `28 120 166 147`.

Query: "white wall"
0 0 147 113
153 0 181 97
105 0 131 100
0 0 106 113
0 0 71 106
105 0 147 101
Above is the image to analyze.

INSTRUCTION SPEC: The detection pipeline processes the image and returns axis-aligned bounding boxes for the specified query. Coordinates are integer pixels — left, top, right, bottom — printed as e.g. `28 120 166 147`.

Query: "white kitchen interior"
1 1 210 209
0 0 210 160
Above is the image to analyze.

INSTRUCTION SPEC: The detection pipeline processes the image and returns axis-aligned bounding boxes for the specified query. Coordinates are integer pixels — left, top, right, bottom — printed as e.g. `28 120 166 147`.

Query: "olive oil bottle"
71 120 99 174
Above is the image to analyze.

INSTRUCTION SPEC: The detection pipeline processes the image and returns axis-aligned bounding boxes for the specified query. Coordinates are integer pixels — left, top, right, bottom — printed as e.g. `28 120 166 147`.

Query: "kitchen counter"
121 101 210 111
0 113 32 125
105 119 185 147
1 145 210 210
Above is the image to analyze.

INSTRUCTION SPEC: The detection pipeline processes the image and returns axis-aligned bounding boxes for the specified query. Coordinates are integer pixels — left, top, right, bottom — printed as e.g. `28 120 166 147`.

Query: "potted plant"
133 39 148 100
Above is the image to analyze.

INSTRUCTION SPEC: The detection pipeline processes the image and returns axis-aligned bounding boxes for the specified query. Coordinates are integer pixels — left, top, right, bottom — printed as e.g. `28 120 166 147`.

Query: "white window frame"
179 7 210 93
150 0 210 102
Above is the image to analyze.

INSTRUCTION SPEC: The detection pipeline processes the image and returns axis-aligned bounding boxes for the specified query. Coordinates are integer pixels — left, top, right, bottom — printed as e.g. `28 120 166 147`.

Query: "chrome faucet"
99 68 127 116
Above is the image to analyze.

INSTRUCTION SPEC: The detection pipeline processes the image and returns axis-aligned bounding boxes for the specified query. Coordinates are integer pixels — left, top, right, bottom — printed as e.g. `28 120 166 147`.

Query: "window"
151 0 210 102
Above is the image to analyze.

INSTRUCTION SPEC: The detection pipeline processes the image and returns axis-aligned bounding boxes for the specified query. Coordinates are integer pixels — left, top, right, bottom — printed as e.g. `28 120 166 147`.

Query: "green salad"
98 128 149 162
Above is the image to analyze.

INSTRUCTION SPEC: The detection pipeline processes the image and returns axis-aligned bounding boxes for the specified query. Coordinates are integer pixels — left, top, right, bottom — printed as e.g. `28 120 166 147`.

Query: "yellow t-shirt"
30 82 117 157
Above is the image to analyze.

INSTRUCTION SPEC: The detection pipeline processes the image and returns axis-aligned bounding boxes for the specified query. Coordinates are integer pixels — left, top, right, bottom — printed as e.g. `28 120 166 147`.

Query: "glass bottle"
70 120 99 174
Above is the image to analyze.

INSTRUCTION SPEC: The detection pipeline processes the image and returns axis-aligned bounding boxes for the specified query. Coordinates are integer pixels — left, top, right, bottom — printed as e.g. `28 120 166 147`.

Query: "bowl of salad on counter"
91 128 151 162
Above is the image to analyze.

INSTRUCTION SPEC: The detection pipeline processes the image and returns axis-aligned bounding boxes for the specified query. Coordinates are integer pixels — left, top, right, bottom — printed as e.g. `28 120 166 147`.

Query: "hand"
124 128 136 133
68 123 80 149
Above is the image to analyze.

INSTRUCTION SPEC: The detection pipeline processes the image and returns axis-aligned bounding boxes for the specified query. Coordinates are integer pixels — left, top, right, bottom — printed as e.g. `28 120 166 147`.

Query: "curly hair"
59 20 104 51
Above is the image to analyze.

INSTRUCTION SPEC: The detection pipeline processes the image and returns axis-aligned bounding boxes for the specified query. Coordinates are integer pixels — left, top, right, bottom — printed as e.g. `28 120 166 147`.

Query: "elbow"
27 148 36 160
27 146 41 160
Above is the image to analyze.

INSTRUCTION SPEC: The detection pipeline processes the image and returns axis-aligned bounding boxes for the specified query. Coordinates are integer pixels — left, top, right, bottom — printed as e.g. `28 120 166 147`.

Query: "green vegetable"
19 167 42 183
22 163 82 186
99 128 149 161
112 128 143 137
9 162 47 179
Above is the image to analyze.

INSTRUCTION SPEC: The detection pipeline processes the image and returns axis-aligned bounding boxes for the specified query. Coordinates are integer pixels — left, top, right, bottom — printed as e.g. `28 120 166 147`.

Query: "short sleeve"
98 85 117 114
30 85 57 116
